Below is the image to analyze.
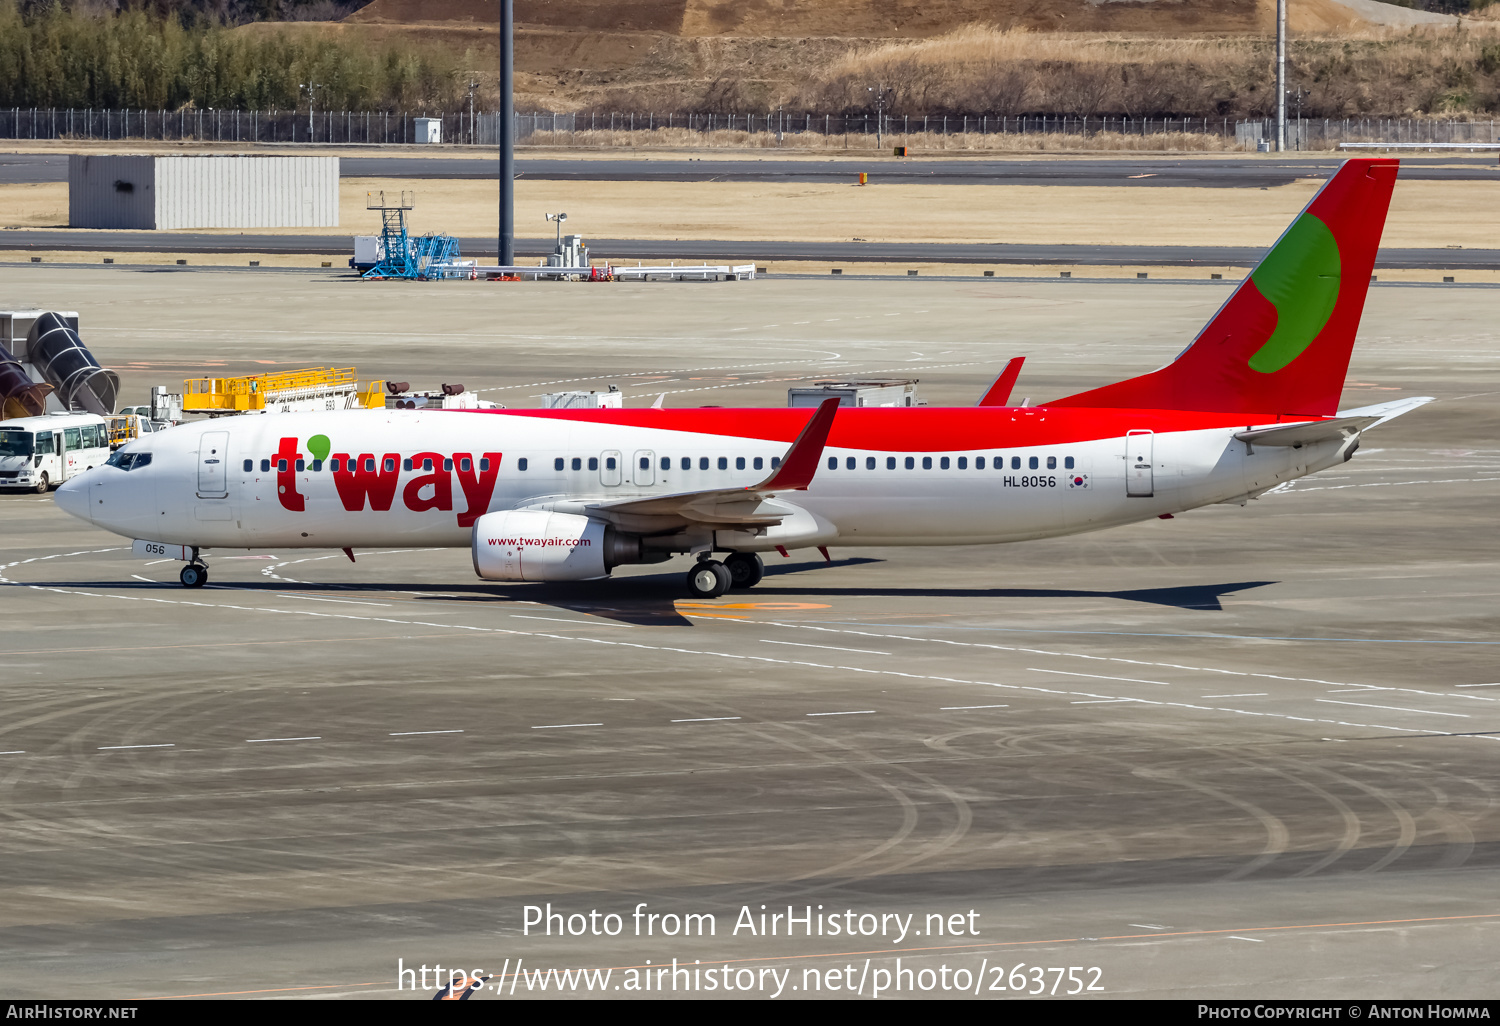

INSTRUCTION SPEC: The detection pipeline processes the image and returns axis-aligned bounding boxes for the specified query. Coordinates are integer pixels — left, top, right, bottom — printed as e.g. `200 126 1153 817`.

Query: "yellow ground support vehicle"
182 367 385 414
106 413 155 449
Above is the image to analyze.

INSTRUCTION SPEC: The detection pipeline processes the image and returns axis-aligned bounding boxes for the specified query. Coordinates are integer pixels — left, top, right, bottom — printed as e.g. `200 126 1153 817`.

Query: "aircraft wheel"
724 551 764 589
33 473 48 494
180 564 208 589
685 560 730 599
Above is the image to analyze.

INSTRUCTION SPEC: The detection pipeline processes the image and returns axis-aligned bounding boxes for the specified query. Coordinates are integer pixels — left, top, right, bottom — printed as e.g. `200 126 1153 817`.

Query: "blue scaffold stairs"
362 191 467 280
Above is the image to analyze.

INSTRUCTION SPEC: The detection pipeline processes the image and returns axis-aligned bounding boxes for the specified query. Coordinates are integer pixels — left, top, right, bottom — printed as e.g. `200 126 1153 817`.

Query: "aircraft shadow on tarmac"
31 562 1276 627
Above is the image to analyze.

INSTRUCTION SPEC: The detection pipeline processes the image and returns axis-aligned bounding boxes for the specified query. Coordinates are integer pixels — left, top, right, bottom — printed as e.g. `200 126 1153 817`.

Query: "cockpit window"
105 451 153 471
0 430 33 457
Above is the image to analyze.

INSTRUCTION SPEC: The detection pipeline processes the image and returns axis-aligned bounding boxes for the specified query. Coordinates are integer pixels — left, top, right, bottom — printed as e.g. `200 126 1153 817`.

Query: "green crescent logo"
1247 213 1342 374
307 434 331 462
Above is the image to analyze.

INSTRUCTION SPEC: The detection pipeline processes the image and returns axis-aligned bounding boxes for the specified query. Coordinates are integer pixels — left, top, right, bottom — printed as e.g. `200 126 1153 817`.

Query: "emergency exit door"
1126 430 1154 497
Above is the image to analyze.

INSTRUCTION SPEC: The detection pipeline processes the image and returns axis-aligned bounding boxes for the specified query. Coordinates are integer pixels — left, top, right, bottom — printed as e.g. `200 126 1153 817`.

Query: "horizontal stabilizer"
1234 396 1434 446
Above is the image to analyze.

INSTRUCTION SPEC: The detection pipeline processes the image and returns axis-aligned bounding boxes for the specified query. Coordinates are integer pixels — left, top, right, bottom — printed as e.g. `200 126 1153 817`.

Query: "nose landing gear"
179 556 209 588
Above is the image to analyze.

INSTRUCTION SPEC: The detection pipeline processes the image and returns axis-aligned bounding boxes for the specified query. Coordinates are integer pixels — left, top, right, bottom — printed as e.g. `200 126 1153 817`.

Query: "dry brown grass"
800 24 1500 119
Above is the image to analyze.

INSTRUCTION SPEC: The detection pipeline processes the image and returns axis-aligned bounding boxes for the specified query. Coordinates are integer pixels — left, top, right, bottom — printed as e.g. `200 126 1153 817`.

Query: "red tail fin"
1051 158 1398 417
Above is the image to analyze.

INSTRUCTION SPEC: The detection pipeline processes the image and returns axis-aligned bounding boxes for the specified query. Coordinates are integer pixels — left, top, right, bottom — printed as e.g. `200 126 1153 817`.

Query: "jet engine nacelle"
472 510 613 582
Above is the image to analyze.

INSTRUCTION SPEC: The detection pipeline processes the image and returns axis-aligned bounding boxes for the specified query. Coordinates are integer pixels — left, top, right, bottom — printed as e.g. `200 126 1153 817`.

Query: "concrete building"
68 155 338 230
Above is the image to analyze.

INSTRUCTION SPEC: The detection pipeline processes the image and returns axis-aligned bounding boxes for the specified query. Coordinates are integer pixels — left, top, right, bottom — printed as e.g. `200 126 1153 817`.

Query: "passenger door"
1126 430 1154 497
198 430 230 498
600 449 622 487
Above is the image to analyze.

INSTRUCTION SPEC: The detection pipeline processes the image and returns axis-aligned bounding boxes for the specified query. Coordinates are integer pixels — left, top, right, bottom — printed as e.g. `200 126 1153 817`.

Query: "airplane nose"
54 475 92 523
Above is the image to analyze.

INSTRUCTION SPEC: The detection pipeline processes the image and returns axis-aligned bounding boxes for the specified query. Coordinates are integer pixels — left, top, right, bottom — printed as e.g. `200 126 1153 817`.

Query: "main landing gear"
683 551 764 598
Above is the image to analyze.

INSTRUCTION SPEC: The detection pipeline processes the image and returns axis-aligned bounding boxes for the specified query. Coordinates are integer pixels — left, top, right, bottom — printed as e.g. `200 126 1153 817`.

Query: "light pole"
1276 0 1286 152
300 82 321 137
545 211 567 250
499 0 515 267
868 84 887 149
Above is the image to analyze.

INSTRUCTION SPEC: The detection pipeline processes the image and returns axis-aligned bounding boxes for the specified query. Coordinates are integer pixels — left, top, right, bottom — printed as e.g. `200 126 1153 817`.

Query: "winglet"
651 393 666 409
978 357 1025 406
756 397 839 491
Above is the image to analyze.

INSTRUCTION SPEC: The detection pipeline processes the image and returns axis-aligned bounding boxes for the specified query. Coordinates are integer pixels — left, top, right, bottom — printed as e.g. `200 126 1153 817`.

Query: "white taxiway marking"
761 640 891 655
1072 699 1135 705
531 723 603 729
389 730 464 736
941 704 1009 710
512 615 606 625
671 717 742 723
245 736 322 743
1129 924 1167 930
1316 699 1470 718
1202 694 1269 699
0 751 24 755
806 710 876 717
1229 936 1265 943
130 575 155 583
98 744 174 750
279 595 392 607
1030 668 1172 686
1458 683 1500 688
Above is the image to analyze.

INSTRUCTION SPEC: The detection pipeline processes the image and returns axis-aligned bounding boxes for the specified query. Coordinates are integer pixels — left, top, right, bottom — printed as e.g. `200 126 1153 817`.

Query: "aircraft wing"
575 397 839 529
977 357 1025 406
1233 396 1434 447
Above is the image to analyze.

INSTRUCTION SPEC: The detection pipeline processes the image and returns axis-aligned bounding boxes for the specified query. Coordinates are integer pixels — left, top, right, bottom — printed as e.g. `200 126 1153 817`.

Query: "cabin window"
277 459 288 472
588 457 598 471
940 456 950 470
311 460 322 472
571 457 582 471
403 459 413 471
422 458 434 471
605 456 616 470
480 458 491 472
681 457 691 471
384 458 396 472
976 456 986 470
331 458 342 472
1029 456 1039 470
699 457 709 470
365 458 376 472
827 456 837 470
553 457 564 471
717 456 727 470
887 456 896 469
1064 456 1075 469
445 458 454 471
866 456 876 469
921 456 932 470
754 456 764 470
1046 456 1056 470
296 459 305 472
735 456 745 470
905 456 915 469
957 456 967 469
771 457 782 469
243 459 253 472
516 458 526 471
846 457 856 470
1011 456 1021 470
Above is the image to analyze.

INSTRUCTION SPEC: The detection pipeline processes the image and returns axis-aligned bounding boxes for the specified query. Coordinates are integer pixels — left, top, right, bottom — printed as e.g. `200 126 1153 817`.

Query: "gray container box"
69 154 338 229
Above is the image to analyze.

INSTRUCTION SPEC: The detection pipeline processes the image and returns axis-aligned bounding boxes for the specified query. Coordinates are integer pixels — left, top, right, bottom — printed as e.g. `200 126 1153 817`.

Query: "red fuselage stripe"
447 406 1320 452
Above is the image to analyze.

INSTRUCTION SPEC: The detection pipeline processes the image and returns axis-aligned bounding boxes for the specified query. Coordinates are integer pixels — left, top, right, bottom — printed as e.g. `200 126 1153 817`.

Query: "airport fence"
4 107 1499 151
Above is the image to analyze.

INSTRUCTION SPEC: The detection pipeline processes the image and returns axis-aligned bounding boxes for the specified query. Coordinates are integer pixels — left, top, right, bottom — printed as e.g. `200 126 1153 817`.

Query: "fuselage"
55 405 1347 553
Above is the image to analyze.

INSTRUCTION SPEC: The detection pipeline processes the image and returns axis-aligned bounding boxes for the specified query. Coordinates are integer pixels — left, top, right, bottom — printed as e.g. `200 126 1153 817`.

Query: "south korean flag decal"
1068 473 1090 489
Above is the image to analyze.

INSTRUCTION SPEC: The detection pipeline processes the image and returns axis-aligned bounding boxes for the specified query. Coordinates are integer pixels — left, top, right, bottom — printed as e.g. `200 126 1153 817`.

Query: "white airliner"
55 159 1431 597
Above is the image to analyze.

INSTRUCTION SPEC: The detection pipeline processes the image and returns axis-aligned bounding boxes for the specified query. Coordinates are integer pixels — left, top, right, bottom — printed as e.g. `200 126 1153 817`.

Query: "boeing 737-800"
55 158 1431 598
